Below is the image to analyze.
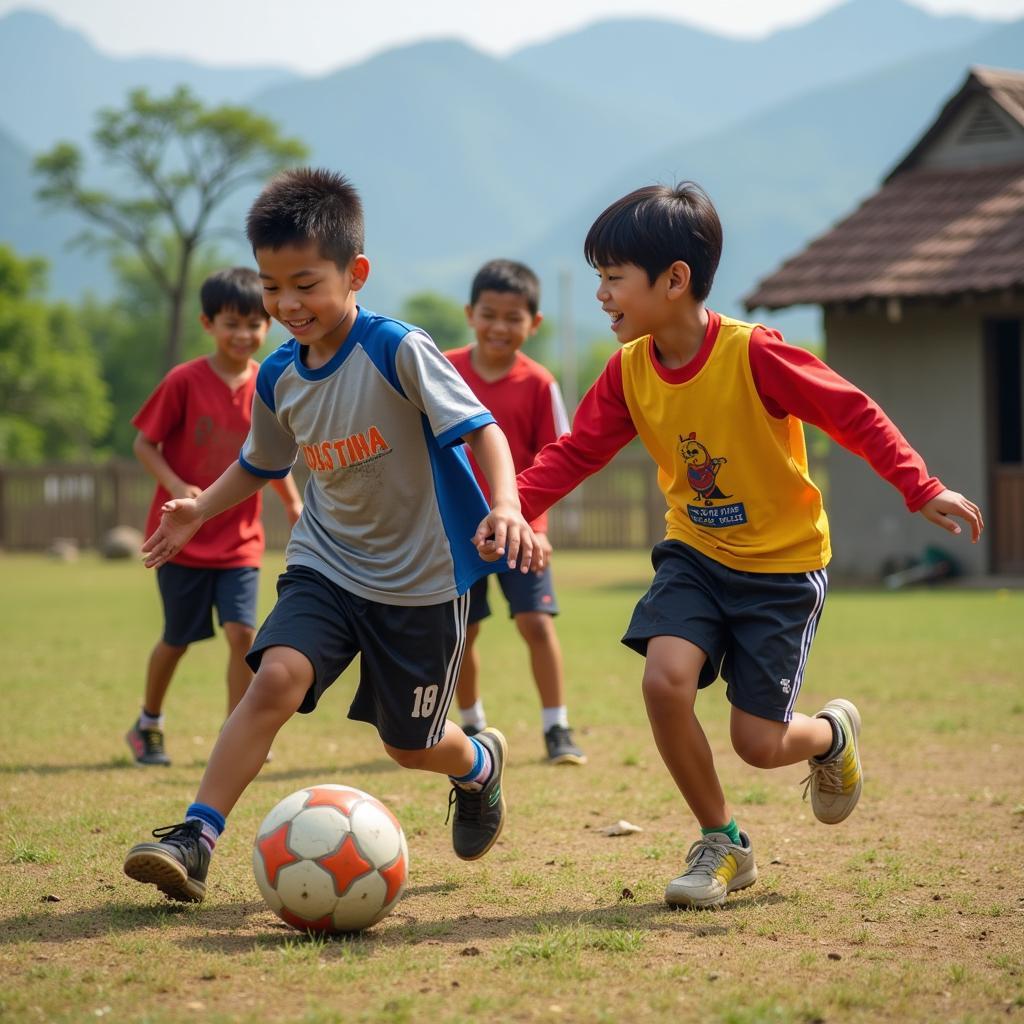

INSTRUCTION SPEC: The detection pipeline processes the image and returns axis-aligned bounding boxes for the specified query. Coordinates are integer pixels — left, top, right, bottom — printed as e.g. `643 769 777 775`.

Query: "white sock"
139 709 164 730
542 706 569 732
460 701 487 731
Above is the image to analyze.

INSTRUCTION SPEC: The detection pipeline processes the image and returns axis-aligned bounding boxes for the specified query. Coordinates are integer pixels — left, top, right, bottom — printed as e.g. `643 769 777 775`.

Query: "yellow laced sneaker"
803 698 862 824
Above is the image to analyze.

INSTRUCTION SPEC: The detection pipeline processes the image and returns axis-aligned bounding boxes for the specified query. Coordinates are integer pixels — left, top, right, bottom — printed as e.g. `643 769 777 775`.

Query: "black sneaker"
125 719 171 766
447 727 507 861
544 724 587 765
461 724 481 738
123 820 209 902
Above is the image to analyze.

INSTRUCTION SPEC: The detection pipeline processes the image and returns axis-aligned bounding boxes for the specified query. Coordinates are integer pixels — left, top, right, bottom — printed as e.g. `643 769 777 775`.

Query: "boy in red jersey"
491 184 983 908
126 267 302 766
447 260 585 765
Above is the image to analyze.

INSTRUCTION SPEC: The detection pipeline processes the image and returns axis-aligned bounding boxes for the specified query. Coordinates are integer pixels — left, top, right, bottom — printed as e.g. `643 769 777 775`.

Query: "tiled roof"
744 162 1024 310
745 67 1024 311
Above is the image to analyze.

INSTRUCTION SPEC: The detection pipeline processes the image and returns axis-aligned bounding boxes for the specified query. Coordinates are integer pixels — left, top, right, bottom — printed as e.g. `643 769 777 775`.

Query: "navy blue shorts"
246 565 469 750
467 565 558 625
157 564 259 646
622 541 828 723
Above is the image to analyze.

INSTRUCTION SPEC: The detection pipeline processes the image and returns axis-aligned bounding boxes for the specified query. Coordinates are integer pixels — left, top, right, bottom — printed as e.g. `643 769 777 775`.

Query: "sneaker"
447 727 507 861
802 698 862 824
125 719 171 766
461 724 481 738
544 724 587 765
664 831 758 909
123 820 209 902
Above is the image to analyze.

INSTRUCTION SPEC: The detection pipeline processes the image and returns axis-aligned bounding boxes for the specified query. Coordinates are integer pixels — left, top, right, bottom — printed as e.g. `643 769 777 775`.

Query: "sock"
459 701 487 732
139 708 164 730
816 714 846 762
542 706 569 732
186 801 225 853
703 818 742 846
450 736 493 789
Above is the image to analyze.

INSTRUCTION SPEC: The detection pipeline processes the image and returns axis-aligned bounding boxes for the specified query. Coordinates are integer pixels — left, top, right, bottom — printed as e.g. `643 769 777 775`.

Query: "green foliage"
399 291 468 350
34 86 307 370
0 245 111 463
79 243 229 456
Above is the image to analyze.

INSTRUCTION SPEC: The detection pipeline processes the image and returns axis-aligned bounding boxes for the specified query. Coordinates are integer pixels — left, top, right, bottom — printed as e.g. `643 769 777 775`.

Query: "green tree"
34 86 307 372
79 243 235 457
0 245 111 463
400 291 468 350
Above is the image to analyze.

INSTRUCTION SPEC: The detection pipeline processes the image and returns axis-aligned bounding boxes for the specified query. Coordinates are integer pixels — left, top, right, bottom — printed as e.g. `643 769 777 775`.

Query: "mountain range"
0 1 1020 345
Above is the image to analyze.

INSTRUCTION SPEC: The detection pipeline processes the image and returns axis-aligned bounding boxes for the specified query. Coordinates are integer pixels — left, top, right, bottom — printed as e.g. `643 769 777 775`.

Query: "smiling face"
465 289 542 370
256 241 369 353
201 307 270 373
594 262 668 343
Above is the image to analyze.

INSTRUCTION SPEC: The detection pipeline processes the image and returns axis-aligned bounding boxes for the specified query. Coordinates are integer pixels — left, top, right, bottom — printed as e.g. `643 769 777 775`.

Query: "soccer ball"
253 784 408 933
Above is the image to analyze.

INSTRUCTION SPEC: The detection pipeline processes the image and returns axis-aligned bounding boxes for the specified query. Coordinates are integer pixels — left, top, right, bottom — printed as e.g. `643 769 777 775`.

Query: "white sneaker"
802 698 862 824
664 831 757 909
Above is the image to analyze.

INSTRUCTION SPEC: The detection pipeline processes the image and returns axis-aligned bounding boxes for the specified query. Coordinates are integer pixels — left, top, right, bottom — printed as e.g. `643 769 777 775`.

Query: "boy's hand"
141 498 205 568
919 490 984 543
170 481 202 500
473 503 544 573
533 532 553 574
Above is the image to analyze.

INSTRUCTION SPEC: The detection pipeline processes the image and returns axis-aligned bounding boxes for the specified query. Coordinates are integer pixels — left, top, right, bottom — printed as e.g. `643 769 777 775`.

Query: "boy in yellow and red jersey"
490 183 984 909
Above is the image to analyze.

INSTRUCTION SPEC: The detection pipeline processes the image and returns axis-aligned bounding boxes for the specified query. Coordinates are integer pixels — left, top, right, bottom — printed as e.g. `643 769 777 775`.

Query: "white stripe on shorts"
786 568 828 720
427 590 470 747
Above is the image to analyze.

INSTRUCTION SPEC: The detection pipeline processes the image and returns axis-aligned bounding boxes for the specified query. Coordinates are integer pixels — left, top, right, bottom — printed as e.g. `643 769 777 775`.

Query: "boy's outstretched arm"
142 462 267 569
465 423 541 573
918 489 984 543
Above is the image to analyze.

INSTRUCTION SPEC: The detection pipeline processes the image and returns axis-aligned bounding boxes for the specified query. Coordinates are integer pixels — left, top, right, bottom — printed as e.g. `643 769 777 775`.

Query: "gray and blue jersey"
240 307 498 606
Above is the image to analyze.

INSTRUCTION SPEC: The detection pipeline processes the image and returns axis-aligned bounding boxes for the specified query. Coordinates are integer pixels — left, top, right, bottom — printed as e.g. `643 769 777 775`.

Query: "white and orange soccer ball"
253 784 408 934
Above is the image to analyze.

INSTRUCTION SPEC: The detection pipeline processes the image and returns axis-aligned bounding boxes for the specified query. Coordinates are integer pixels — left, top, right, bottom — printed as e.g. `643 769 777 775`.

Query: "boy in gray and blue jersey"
123 169 541 904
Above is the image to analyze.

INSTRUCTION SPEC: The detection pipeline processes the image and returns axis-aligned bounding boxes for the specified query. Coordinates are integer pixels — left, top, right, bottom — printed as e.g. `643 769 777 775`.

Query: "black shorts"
622 541 828 723
246 565 469 750
467 565 558 625
157 564 259 646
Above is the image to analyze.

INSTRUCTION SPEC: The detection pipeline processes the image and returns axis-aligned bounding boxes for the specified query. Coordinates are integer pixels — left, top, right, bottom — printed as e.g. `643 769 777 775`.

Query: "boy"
499 183 983 909
126 267 303 767
446 259 585 765
123 168 540 903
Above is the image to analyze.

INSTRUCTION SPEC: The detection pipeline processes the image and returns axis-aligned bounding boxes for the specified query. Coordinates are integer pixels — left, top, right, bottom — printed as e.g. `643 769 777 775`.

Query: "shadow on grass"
0 758 139 775
4 891 788 952
0 756 401 779
253 758 400 783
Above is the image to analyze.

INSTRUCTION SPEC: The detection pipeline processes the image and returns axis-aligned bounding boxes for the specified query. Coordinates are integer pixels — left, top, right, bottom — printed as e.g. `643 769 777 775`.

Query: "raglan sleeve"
239 358 299 480
394 329 495 447
749 327 945 512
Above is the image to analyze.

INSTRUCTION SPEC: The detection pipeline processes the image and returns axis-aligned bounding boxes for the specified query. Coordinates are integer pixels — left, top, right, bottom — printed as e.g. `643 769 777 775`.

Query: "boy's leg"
643 635 756 908
123 645 313 901
128 565 217 765
222 622 257 715
725 567 862 824
350 590 507 861
455 579 489 734
501 567 585 765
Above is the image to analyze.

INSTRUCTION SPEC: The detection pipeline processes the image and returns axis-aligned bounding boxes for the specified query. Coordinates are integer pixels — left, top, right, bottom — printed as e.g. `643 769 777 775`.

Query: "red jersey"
446 346 569 533
133 356 265 568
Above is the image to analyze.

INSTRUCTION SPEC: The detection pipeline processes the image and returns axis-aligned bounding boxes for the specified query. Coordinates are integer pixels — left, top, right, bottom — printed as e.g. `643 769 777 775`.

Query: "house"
745 66 1024 578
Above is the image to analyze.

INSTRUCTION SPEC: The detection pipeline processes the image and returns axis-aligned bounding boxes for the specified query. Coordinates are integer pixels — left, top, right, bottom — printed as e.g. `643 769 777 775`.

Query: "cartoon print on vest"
679 432 730 506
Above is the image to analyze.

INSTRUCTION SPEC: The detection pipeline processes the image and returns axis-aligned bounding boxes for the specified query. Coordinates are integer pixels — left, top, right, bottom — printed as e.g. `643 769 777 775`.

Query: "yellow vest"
620 315 831 572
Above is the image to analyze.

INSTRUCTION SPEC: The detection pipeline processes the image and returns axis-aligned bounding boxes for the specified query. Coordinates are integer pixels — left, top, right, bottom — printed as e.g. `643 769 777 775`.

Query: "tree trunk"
163 242 194 371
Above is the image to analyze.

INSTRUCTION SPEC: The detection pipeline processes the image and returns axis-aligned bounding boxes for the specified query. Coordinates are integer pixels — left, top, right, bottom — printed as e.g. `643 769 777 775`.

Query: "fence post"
0 466 7 550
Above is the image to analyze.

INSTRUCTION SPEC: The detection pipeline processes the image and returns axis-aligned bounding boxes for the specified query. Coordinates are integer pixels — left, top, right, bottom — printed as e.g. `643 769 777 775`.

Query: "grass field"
1 551 1022 1024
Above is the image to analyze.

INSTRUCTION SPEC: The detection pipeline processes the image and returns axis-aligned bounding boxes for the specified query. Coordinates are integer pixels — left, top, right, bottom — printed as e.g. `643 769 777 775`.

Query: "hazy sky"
4 0 1024 74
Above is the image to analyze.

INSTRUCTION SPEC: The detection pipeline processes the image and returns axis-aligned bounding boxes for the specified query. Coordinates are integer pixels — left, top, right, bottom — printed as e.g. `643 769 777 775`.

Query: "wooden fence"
0 447 668 553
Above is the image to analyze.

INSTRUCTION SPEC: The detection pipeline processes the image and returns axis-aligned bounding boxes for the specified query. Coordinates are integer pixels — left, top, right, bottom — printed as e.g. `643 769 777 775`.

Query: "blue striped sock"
450 736 492 789
186 802 225 852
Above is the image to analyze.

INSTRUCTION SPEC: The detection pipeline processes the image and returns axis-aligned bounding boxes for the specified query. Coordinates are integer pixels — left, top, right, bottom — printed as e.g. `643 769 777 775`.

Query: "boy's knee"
385 745 431 770
731 731 779 769
641 667 698 711
223 622 256 652
515 612 554 646
247 659 307 711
